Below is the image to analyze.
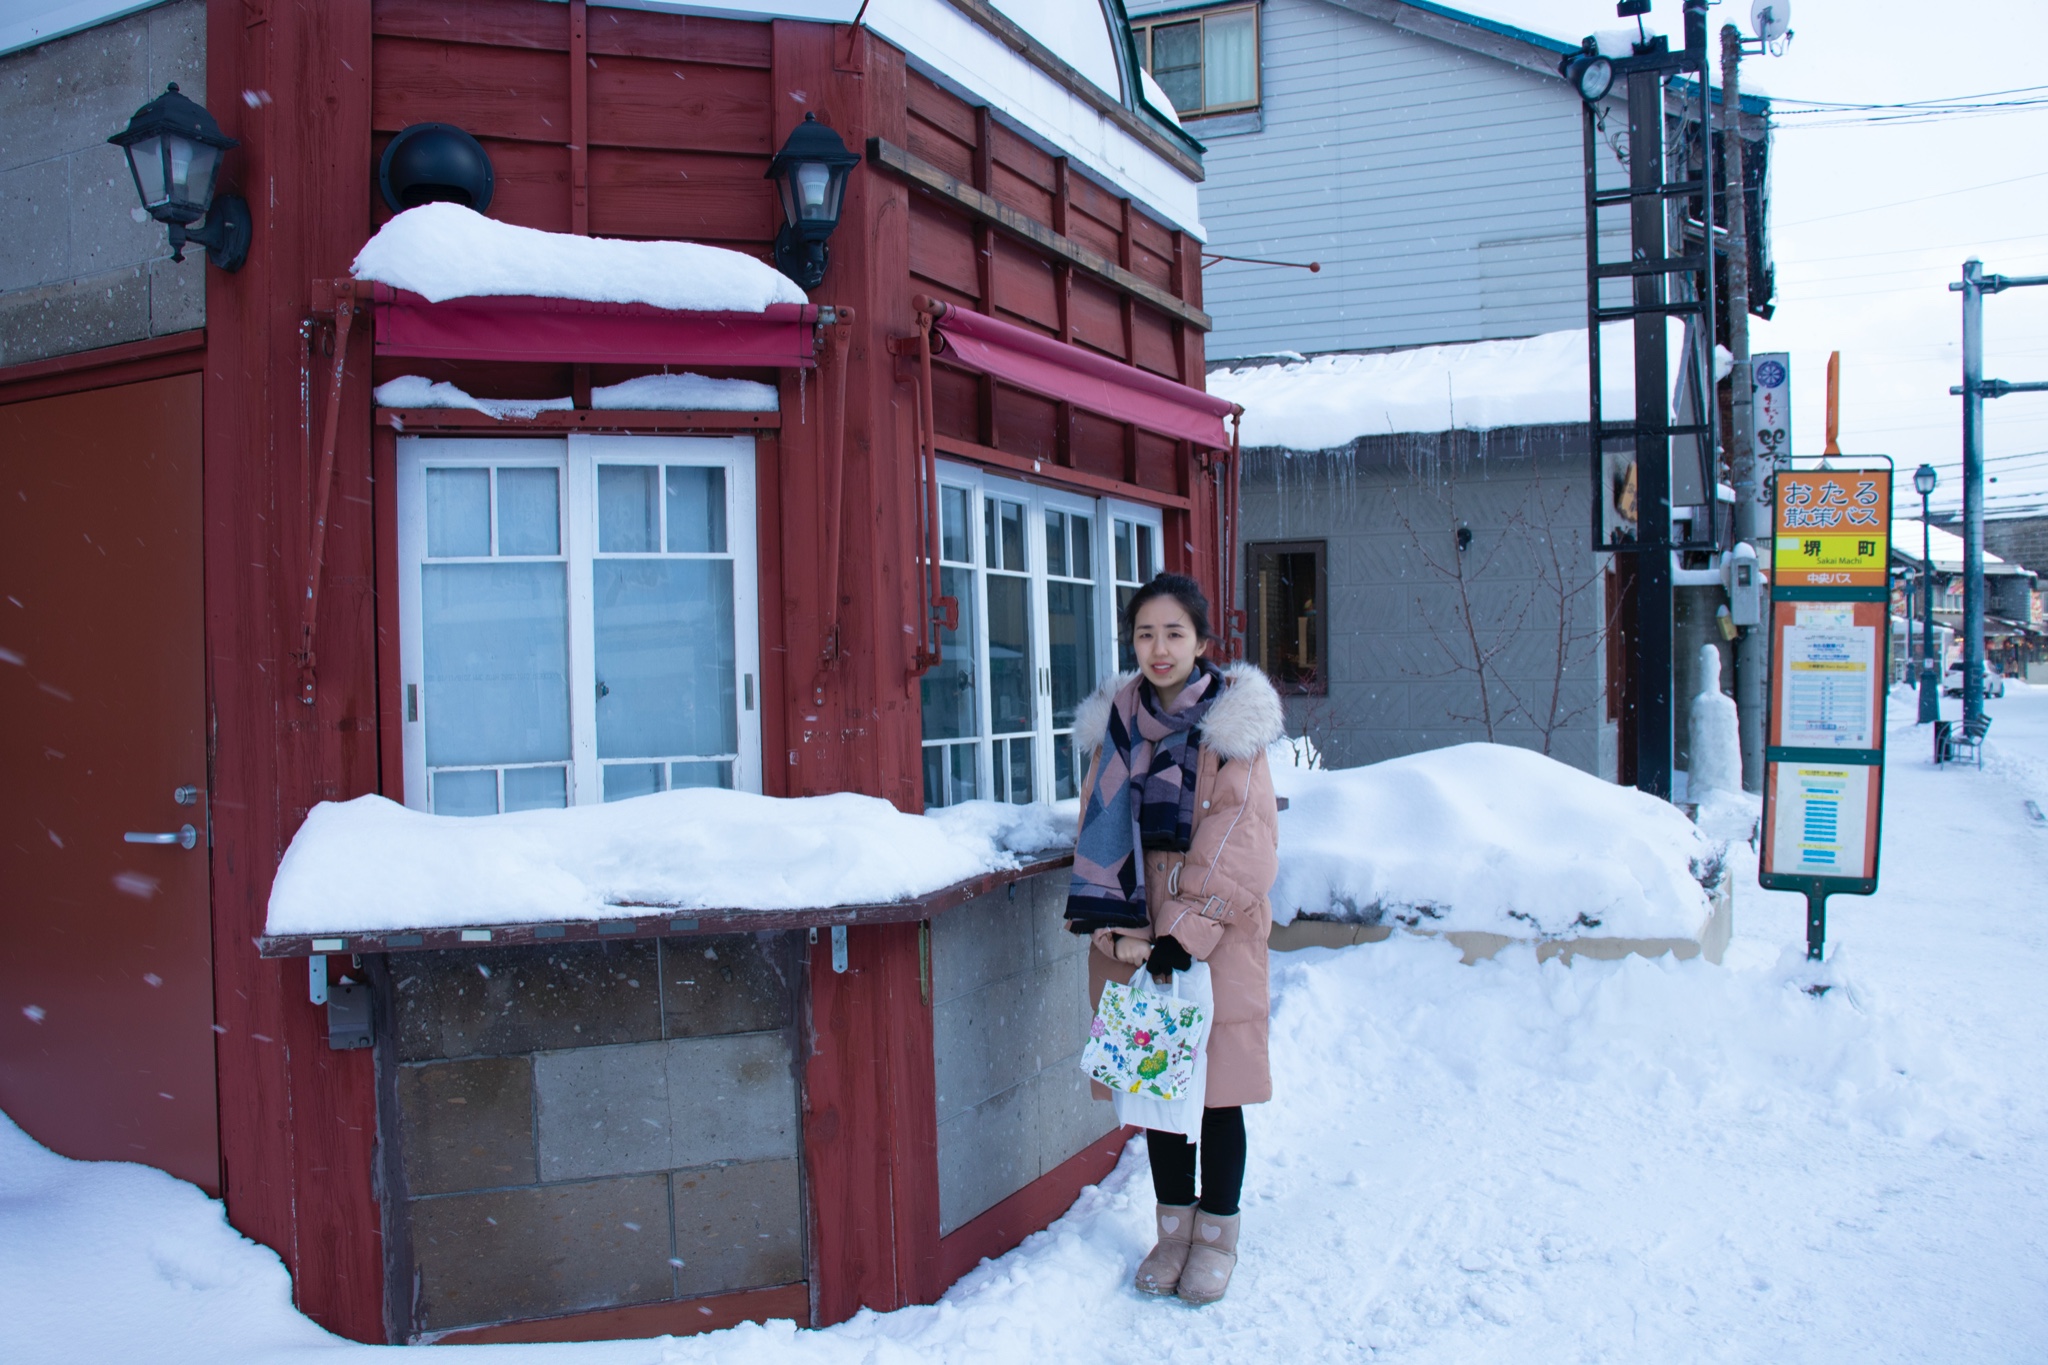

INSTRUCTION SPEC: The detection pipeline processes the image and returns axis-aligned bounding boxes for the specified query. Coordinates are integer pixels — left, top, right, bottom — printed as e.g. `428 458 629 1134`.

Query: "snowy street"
6 688 2046 1363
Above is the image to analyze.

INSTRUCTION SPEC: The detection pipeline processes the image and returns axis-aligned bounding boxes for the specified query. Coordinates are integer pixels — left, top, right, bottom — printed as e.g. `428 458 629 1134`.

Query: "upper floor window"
921 463 1163 810
395 434 763 814
1133 4 1260 118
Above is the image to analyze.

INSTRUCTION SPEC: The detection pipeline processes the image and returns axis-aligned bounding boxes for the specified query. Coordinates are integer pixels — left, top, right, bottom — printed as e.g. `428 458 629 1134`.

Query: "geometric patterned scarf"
1065 659 1223 934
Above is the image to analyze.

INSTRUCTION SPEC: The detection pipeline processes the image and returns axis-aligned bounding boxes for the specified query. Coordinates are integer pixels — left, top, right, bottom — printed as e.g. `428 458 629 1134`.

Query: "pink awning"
929 303 1237 449
369 286 820 368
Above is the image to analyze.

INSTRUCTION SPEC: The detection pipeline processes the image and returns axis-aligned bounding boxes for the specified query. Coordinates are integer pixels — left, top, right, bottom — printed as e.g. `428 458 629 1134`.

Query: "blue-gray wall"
1130 0 1624 361
0 0 204 368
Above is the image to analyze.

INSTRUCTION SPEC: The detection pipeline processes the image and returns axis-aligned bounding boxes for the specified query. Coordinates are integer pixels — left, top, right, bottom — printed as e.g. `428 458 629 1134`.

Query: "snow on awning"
350 204 823 368
930 301 1238 449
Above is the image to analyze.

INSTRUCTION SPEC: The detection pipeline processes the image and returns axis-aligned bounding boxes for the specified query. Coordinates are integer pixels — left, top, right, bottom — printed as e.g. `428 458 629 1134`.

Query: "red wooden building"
0 0 1237 1346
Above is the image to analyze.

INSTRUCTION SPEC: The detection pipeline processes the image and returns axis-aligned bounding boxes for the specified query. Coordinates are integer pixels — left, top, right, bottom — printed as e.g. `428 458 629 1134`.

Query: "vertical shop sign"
1759 460 1893 961
1753 353 1790 465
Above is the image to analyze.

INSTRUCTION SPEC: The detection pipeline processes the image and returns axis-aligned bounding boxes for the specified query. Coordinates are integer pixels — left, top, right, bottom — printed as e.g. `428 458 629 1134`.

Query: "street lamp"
1559 43 1616 102
765 113 860 291
108 83 249 272
1915 462 1940 723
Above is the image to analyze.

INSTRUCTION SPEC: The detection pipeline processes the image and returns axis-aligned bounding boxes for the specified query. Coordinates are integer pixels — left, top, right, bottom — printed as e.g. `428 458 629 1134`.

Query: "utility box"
1724 541 1763 627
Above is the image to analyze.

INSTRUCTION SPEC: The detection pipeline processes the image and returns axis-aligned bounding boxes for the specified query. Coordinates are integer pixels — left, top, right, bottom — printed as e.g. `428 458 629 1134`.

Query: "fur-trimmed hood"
1071 662 1286 764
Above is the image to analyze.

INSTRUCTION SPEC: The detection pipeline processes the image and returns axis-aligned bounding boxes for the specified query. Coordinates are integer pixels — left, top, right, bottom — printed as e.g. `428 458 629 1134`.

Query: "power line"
1776 170 2048 229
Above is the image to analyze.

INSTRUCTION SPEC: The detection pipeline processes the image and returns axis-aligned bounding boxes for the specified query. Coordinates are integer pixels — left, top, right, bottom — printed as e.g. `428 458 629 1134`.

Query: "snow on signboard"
350 203 808 312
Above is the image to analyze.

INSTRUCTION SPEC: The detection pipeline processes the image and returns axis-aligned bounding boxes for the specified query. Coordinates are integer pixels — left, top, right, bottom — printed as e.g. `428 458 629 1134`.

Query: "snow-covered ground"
8 690 2048 1362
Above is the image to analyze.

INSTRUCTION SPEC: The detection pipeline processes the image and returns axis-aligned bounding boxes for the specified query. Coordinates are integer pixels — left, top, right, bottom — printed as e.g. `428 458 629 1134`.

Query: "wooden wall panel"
988 161 1053 225
907 198 978 298
585 6 771 65
906 70 976 143
1070 408 1125 480
371 37 567 140
1067 276 1126 359
1131 307 1178 378
587 57 773 155
930 363 981 443
990 249 1058 335
905 117 974 186
371 0 565 50
1135 430 1181 495
587 149 776 241
992 384 1059 462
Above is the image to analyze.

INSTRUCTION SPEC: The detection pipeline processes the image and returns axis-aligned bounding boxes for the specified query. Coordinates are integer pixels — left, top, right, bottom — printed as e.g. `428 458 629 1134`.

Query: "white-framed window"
1133 4 1260 118
396 434 762 814
921 462 1163 809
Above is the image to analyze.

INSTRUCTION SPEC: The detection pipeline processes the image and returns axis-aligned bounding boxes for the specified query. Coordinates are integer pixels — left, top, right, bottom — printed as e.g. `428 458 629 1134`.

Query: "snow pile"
265 792 1072 935
1211 322 1731 451
1268 742 1719 939
351 204 808 311
592 372 779 412
371 375 572 420
1689 643 1743 800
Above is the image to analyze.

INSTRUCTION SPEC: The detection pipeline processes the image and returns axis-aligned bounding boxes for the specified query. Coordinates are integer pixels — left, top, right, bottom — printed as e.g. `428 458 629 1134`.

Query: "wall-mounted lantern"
379 123 496 213
108 82 249 272
765 113 860 291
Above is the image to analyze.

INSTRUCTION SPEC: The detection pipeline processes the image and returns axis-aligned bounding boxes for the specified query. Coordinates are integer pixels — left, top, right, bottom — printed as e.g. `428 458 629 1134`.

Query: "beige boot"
1133 1202 1198 1296
1176 1210 1240 1305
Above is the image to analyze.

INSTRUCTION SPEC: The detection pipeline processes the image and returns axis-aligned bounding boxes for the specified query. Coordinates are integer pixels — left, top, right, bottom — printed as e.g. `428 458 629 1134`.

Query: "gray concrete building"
0 0 205 367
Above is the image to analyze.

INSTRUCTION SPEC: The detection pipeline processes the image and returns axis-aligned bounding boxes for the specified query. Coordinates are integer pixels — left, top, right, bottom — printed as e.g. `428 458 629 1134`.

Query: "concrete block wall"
381 934 803 1337
0 0 205 367
1240 425 1607 775
931 869 1111 1236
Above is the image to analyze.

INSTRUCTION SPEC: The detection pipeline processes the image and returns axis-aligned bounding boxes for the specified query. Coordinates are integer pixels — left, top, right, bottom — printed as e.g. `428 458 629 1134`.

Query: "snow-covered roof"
1211 323 1727 452
1269 742 1719 942
350 204 809 312
1891 518 2016 573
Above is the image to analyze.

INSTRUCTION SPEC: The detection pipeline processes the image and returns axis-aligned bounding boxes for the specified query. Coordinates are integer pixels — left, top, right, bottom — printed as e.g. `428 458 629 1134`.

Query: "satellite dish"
1751 0 1791 42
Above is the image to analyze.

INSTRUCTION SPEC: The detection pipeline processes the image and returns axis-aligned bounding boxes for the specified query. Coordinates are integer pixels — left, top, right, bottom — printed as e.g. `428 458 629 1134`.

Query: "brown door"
0 372 218 1192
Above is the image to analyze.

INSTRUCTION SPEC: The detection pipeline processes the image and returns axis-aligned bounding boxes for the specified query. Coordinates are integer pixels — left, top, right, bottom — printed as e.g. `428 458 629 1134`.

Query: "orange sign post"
1758 460 1894 961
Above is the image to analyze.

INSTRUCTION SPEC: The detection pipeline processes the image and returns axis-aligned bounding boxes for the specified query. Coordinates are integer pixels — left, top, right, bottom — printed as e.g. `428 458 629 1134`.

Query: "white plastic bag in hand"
1081 961 1213 1140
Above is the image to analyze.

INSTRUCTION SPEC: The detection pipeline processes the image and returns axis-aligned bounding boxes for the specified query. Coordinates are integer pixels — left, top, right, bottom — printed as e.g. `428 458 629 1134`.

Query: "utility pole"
1628 60 1673 799
1950 261 2048 736
1721 24 1764 792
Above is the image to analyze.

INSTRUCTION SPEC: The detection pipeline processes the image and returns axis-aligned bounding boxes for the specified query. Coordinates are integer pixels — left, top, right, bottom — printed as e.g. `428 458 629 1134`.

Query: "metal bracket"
830 925 848 974
326 979 372 1049
309 954 329 1006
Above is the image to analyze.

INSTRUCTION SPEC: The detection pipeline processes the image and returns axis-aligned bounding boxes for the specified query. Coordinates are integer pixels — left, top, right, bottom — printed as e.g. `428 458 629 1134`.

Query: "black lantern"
1559 42 1615 102
764 113 859 291
108 83 249 272
1913 463 1938 498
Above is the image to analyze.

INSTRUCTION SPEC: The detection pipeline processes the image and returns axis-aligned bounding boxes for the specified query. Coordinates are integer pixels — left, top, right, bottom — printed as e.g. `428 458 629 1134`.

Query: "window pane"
593 559 738 759
941 486 971 564
598 464 659 552
923 745 946 811
1137 525 1156 579
603 763 663 802
670 760 733 790
433 769 498 817
1255 547 1322 687
950 742 979 803
1115 520 1135 583
426 468 490 558
503 765 567 811
497 467 560 557
996 735 1034 805
665 466 728 554
1204 10 1257 108
1118 584 1139 673
921 565 978 741
1151 20 1202 112
1054 731 1078 801
1045 510 1068 578
1048 580 1096 728
987 573 1033 734
422 562 571 767
1071 513 1092 581
998 500 1025 571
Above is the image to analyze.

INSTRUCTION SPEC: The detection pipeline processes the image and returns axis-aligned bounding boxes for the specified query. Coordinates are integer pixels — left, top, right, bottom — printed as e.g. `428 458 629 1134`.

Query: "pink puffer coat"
1074 663 1285 1108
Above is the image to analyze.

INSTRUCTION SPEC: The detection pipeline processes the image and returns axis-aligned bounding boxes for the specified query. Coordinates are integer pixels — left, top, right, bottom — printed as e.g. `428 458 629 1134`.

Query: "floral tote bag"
1082 963 1213 1137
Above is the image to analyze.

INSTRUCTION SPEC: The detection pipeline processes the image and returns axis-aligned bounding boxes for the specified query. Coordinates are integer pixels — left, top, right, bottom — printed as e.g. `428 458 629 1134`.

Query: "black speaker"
379 123 495 213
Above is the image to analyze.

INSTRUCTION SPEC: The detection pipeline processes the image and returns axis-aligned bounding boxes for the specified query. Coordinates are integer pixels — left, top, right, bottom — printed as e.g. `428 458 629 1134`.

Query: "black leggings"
1146 1107 1246 1216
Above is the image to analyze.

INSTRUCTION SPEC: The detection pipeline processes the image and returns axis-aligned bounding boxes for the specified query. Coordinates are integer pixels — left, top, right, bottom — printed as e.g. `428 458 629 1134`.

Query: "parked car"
1945 661 2007 698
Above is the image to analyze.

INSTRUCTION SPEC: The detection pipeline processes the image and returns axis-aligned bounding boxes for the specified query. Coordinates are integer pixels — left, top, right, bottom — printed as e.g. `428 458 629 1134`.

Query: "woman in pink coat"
1067 572 1284 1306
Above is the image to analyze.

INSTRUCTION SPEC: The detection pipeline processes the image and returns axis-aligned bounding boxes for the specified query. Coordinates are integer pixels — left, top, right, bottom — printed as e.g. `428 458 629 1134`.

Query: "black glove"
1146 935 1192 977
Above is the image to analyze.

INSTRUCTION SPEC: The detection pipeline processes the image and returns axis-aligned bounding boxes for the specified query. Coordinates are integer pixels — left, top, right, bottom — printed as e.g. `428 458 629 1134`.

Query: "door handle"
126 825 198 850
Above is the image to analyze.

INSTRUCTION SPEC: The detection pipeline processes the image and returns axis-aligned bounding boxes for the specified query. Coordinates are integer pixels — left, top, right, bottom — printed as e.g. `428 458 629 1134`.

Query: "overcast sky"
1458 0 2048 520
